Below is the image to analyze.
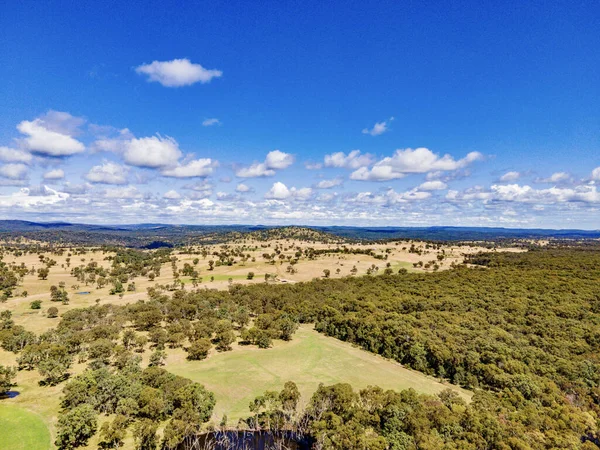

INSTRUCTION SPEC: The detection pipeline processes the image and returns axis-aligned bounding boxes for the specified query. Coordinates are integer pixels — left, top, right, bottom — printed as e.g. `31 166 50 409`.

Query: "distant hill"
316 226 600 241
0 220 599 246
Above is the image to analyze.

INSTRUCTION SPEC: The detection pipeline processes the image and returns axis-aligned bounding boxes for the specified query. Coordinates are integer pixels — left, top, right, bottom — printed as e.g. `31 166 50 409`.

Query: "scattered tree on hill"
0 364 16 395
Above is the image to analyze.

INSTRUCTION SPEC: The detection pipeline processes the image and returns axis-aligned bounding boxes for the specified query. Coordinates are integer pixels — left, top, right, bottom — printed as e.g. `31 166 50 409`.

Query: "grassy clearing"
166 325 472 422
0 403 52 450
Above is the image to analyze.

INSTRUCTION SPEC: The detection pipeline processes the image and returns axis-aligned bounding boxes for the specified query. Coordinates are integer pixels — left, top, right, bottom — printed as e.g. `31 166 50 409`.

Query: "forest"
1 243 600 449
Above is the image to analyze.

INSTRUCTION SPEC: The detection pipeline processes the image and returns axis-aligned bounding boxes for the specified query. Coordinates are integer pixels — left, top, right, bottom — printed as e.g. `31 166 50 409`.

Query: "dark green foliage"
99 414 128 449
132 418 158 450
30 299 42 309
55 404 97 449
0 364 16 394
186 338 211 360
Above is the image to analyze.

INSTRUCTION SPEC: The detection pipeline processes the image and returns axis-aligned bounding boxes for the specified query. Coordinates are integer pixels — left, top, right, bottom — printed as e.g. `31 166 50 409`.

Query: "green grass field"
0 404 51 450
166 325 472 422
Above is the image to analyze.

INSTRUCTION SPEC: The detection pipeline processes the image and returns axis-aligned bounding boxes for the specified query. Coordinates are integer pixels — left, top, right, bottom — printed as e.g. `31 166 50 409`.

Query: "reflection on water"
0 391 21 399
181 430 312 450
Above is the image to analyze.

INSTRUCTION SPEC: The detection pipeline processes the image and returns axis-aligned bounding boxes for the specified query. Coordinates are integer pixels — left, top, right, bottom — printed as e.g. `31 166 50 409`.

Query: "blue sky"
0 0 599 228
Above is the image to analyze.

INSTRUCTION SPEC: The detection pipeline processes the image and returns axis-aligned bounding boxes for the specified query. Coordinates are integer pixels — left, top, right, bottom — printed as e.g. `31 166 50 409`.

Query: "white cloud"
265 150 294 169
491 184 600 203
38 110 86 135
90 128 134 153
236 163 274 178
591 167 600 181
324 150 373 169
447 183 600 204
161 158 216 178
43 169 65 180
0 186 69 208
418 180 448 191
182 181 213 198
0 163 28 180
0 147 32 163
235 183 251 193
316 178 342 189
362 117 394 136
123 135 182 168
163 190 181 199
265 182 291 199
85 162 129 184
349 188 431 205
236 150 294 178
351 148 483 181
264 182 312 200
135 59 222 87
17 118 85 157
499 171 520 182
536 172 571 183
293 187 313 200
202 118 221 127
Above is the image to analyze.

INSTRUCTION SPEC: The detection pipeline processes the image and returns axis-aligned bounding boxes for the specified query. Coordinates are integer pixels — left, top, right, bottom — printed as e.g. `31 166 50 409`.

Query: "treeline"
223 248 600 448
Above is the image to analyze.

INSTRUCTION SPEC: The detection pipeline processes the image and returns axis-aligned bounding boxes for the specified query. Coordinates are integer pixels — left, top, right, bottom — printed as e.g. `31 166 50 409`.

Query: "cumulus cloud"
350 148 483 181
418 180 448 191
362 117 394 136
123 135 182 168
135 59 222 87
202 118 221 127
17 115 85 157
324 150 373 169
235 183 252 193
236 150 294 178
591 167 600 181
499 171 521 182
0 147 32 163
43 169 65 180
264 182 312 200
0 163 28 180
316 178 343 189
85 162 129 185
92 132 217 178
161 158 217 178
163 190 181 199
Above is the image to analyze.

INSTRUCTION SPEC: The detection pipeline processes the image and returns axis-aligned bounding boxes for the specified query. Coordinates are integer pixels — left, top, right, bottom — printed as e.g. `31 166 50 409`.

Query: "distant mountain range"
0 220 599 246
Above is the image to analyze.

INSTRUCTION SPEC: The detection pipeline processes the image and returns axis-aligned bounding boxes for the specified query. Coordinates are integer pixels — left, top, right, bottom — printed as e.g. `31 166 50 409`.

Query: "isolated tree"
37 267 49 280
0 364 16 395
47 306 59 318
247 271 255 280
186 338 211 361
323 269 331 278
30 299 42 309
